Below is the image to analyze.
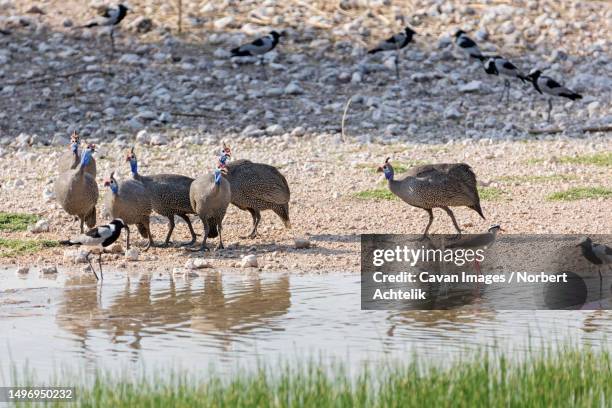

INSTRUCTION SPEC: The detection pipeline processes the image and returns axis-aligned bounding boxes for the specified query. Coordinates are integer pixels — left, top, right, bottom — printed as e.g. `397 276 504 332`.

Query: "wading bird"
80 3 128 55
576 237 612 295
231 31 282 79
368 27 416 80
483 56 527 103
526 69 582 122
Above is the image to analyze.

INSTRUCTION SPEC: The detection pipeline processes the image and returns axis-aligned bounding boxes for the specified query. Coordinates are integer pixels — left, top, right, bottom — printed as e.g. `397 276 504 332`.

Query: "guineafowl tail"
469 203 486 220
207 218 219 238
136 223 148 238
85 207 96 229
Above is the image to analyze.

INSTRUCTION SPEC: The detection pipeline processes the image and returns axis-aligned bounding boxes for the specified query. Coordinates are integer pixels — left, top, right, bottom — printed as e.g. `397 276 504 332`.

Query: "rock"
63 249 90 264
444 106 463 120
86 78 106 92
29 219 49 233
131 16 153 33
241 254 258 268
125 248 139 261
214 16 234 30
118 54 144 65
265 124 284 135
294 237 310 249
291 126 306 137
185 258 213 269
284 81 304 95
16 266 29 274
459 81 483 93
150 134 169 145
135 129 150 144
41 265 58 274
110 243 124 254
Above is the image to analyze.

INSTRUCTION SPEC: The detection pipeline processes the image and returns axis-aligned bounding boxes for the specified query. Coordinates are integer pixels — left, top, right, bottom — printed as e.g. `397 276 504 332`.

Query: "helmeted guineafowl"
55 145 99 233
378 158 485 240
103 171 153 250
57 131 96 177
190 168 231 251
126 147 197 247
218 146 291 239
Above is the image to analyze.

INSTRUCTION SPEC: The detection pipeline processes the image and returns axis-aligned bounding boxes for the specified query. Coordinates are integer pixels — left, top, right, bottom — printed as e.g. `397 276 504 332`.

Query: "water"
1 268 611 383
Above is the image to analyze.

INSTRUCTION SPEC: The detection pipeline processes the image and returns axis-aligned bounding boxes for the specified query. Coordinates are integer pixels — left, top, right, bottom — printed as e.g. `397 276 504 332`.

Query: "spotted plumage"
378 158 485 240
54 146 99 233
190 168 231 251
126 148 197 247
223 156 291 239
103 172 153 250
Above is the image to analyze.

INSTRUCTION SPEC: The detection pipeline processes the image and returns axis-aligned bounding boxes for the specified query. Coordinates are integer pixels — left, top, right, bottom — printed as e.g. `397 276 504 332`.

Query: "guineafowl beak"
104 180 110 187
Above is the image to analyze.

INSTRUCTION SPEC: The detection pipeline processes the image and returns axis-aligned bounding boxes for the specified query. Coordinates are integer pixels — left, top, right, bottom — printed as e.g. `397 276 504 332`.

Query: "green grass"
558 152 612 167
547 187 612 201
353 188 397 201
499 174 577 184
478 186 505 201
0 213 39 232
12 348 612 407
0 238 59 257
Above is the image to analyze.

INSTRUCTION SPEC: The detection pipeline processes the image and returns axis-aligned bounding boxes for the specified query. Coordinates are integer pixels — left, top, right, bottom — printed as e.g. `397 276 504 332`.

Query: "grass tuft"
12 348 612 407
558 152 612 167
0 238 59 257
0 212 39 232
478 187 505 201
547 187 612 201
354 188 396 201
499 174 577 184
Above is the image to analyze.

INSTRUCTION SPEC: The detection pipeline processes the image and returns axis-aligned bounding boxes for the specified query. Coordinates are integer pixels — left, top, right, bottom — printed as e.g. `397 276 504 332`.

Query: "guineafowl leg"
143 221 153 251
125 227 131 250
245 209 261 239
178 214 197 246
217 220 224 250
418 209 434 241
198 222 210 251
161 216 176 247
79 217 84 233
442 207 462 240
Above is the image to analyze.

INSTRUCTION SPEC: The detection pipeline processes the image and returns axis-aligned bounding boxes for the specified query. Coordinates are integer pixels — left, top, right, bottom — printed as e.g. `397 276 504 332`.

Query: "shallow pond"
1 268 611 383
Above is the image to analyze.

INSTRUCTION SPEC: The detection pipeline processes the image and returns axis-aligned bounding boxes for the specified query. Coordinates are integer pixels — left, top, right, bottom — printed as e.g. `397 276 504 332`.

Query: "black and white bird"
576 237 612 294
454 30 484 61
80 4 129 55
367 27 416 80
525 69 583 122
483 56 527 103
60 218 128 281
230 31 282 79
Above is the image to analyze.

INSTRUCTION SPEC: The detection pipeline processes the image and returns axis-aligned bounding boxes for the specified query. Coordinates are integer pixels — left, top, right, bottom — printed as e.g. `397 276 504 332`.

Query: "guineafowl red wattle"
126 148 197 247
378 158 485 240
103 172 153 250
220 148 290 239
190 168 231 251
55 145 99 233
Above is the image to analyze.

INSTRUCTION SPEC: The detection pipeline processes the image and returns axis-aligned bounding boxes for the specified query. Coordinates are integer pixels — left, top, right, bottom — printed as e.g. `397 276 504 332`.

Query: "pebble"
294 237 311 249
443 106 463 120
459 81 483 93
125 248 140 261
185 258 213 269
41 266 58 274
241 254 258 268
150 134 169 145
284 81 304 95
29 219 49 233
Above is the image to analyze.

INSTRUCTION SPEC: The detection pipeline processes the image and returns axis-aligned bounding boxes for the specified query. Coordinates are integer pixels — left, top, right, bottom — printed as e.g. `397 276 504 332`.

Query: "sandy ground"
1 135 611 274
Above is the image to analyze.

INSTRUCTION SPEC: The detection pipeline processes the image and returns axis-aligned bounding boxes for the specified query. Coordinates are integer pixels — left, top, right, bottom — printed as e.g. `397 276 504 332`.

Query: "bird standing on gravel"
576 237 612 294
80 3 128 55
103 172 153 250
190 167 231 251
55 145 98 233
127 148 198 247
230 31 282 79
454 30 484 61
483 56 527 103
525 69 582 123
377 158 485 241
60 219 128 281
367 27 416 80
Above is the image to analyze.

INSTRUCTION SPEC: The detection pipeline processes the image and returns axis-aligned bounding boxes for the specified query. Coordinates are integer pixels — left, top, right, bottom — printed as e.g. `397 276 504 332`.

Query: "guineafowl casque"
190 168 231 251
103 172 153 250
219 145 291 238
55 145 99 233
378 158 485 240
57 131 97 177
126 147 197 247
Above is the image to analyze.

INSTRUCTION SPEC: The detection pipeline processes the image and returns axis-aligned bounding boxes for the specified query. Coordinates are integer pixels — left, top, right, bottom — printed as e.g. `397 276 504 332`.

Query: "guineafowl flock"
54 4 597 280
